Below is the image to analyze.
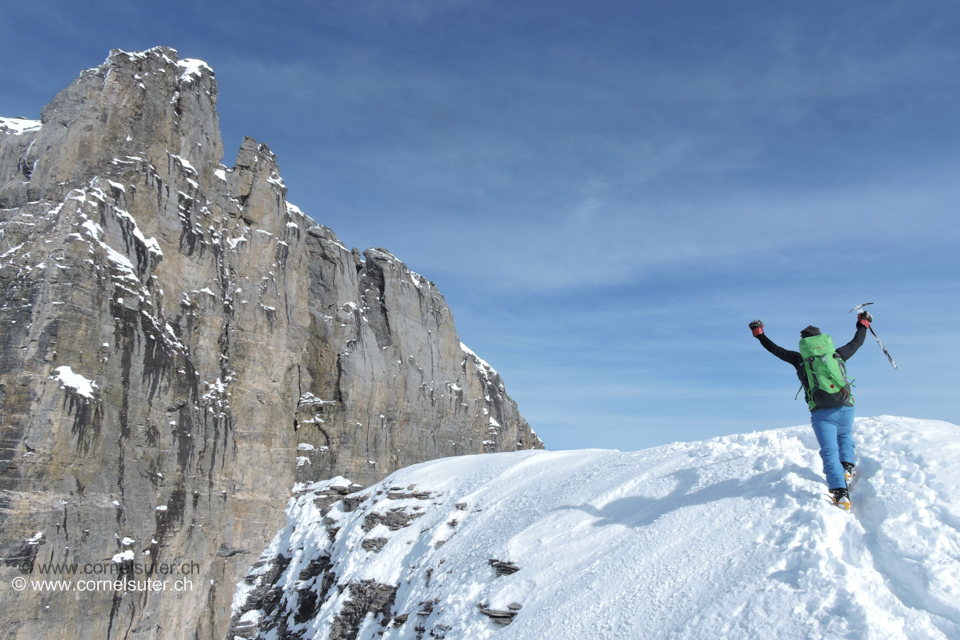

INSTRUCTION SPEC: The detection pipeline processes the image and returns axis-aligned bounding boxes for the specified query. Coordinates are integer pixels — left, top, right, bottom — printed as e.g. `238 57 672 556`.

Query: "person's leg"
811 408 846 489
835 406 856 467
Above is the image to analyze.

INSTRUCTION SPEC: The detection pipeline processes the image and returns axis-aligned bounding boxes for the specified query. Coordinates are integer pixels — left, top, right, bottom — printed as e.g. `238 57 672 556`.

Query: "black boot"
841 461 856 487
830 487 851 510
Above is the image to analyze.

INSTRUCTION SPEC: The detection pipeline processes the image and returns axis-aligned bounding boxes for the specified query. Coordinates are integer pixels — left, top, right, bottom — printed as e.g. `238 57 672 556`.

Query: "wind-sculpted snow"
231 416 960 639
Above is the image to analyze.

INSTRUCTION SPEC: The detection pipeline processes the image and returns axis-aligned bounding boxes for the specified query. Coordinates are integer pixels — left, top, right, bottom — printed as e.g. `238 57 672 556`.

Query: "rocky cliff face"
0 47 541 640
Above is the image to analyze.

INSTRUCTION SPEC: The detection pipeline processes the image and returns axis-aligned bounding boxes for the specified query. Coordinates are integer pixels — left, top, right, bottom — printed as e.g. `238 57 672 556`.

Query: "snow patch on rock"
49 366 97 399
177 58 212 82
0 116 42 135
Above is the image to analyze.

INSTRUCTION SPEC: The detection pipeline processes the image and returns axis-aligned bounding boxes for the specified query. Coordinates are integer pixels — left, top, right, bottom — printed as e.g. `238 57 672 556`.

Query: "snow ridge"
229 416 960 640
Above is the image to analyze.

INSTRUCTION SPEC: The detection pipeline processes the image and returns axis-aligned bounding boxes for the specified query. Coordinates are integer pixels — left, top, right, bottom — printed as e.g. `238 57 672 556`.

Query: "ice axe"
850 303 898 369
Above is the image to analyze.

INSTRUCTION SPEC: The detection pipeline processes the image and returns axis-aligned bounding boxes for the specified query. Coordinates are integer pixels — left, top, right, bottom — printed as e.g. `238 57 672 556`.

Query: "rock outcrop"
228 478 444 640
0 47 541 640
225 469 536 640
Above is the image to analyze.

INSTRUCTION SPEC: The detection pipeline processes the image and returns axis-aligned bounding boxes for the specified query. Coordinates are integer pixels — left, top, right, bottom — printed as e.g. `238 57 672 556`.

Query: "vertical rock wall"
0 47 541 640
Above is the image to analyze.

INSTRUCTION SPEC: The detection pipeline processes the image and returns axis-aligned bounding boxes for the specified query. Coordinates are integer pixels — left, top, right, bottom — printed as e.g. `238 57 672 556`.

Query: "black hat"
800 325 821 338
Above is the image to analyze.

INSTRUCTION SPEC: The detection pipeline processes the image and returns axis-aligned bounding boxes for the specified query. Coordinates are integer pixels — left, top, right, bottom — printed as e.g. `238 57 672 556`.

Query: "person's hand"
749 320 764 337
858 311 872 329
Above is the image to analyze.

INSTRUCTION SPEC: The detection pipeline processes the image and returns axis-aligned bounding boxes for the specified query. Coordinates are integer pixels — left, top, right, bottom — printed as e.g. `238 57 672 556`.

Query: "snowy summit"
230 416 960 640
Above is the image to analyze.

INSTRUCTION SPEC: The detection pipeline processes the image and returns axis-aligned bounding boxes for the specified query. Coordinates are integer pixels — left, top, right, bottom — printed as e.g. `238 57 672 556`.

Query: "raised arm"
749 320 802 366
835 317 869 361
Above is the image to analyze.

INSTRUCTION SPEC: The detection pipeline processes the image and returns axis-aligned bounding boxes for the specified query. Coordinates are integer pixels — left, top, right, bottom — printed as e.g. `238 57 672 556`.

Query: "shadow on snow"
568 464 824 529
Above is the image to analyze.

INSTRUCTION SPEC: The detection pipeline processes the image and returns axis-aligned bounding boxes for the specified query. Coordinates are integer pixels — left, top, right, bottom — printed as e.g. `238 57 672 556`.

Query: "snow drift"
230 416 960 639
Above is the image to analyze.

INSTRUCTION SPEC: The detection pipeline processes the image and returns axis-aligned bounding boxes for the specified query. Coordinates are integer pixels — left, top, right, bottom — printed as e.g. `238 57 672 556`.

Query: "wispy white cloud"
396 171 960 293
197 6 959 299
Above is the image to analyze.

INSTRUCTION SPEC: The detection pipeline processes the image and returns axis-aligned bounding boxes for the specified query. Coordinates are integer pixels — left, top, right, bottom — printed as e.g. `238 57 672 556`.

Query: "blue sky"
3 1 958 450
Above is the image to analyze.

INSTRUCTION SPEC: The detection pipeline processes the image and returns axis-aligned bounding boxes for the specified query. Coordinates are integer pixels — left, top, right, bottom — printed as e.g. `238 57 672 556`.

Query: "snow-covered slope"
229 417 960 640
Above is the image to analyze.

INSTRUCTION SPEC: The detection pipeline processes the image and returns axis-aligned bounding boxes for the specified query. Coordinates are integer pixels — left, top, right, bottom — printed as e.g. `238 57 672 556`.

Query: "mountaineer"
748 312 871 509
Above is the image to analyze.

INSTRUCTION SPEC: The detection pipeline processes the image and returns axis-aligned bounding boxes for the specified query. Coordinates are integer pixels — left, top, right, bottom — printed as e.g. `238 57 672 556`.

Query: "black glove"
858 312 872 329
749 320 764 337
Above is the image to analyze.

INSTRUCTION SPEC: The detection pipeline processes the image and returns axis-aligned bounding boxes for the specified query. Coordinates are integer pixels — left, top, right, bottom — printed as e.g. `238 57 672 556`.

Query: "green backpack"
798 334 853 411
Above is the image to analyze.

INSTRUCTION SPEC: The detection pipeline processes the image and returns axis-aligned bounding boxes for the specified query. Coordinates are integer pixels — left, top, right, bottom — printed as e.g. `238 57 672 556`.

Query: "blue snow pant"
810 405 855 490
